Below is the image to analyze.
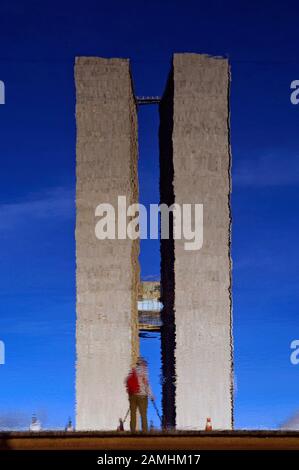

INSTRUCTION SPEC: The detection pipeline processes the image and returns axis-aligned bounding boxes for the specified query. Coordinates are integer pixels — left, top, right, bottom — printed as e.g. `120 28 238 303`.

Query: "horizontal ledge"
136 96 161 105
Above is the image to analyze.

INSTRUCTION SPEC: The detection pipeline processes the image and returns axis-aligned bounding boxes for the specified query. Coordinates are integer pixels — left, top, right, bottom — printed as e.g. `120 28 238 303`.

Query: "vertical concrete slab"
75 57 139 430
161 53 233 429
159 73 176 428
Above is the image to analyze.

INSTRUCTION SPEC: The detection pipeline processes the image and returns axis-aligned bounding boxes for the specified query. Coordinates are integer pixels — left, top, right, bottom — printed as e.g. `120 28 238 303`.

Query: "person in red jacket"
126 357 153 432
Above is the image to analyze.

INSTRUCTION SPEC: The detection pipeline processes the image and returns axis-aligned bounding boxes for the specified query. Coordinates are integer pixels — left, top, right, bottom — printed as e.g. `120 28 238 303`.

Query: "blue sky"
0 0 299 429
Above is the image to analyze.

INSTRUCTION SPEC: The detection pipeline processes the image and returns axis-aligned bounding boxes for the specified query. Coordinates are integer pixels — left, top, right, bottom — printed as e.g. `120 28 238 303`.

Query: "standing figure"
126 357 153 432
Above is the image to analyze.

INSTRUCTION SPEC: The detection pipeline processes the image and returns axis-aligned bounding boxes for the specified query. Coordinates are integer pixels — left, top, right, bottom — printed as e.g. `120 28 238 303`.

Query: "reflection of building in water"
75 57 139 431
160 54 232 430
75 54 233 431
138 282 162 332
65 417 74 432
29 414 41 432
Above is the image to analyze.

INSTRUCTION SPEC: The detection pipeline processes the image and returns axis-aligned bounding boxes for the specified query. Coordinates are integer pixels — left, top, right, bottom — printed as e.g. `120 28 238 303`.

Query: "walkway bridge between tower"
138 282 162 332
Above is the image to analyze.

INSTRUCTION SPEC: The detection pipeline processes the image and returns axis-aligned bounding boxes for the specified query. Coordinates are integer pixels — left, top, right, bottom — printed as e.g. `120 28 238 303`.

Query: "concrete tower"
75 53 233 431
75 57 139 430
160 53 233 430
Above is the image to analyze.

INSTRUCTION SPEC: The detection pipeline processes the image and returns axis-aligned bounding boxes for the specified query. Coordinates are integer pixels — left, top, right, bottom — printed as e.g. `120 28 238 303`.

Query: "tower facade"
75 53 233 430
160 53 233 429
75 57 139 430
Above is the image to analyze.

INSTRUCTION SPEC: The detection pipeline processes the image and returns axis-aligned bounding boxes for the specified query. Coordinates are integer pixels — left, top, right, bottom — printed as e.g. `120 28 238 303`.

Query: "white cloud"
0 411 28 430
234 153 299 187
0 318 72 336
0 187 74 232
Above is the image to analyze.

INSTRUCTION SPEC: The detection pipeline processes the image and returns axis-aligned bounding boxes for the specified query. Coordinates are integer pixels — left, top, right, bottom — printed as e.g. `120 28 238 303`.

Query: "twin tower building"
75 53 233 430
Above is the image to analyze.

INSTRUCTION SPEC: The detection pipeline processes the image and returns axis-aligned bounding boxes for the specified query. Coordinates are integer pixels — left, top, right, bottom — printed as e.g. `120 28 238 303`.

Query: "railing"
136 96 161 105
